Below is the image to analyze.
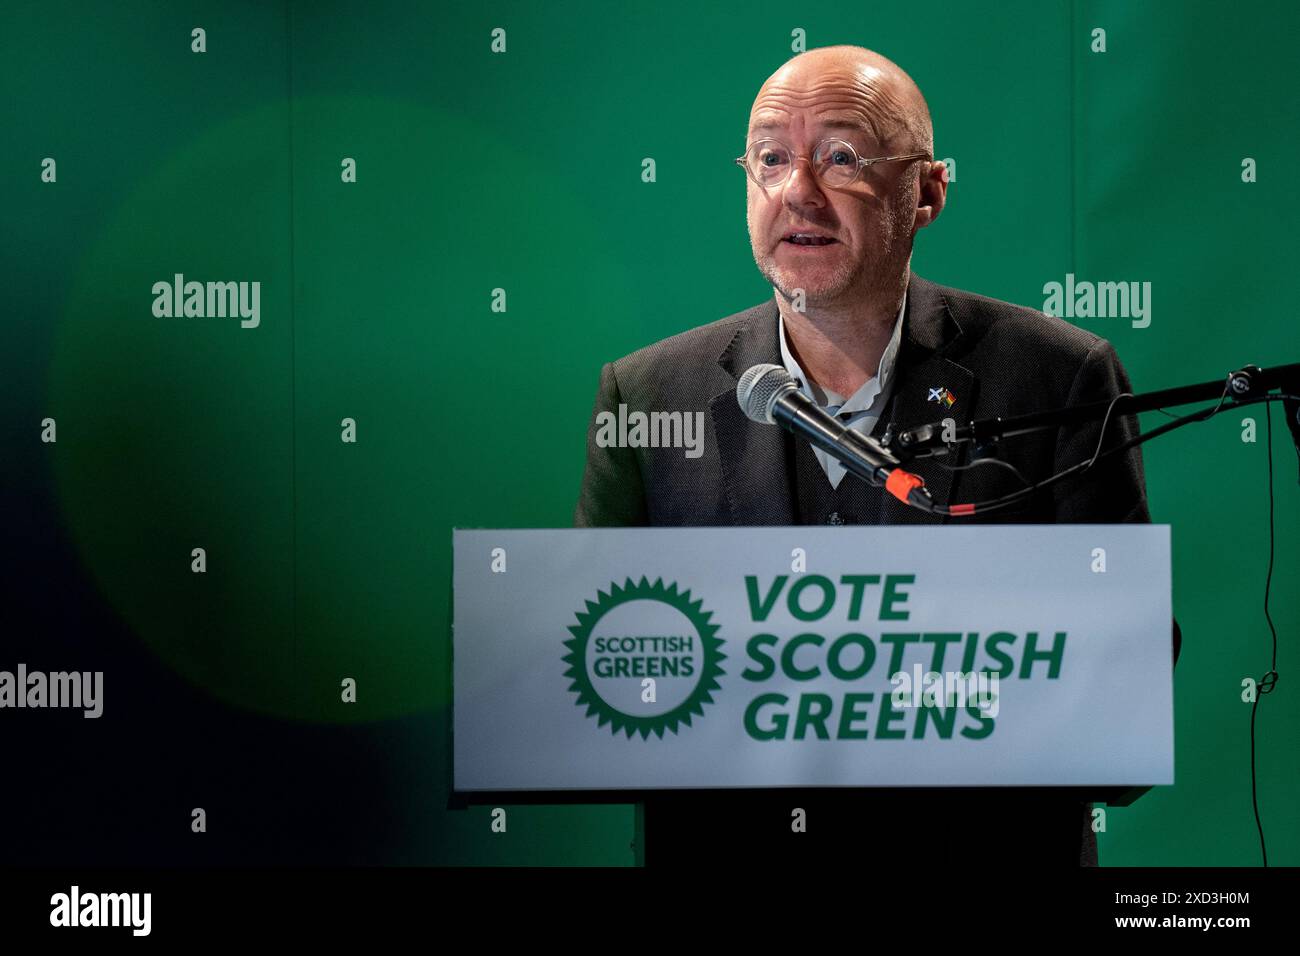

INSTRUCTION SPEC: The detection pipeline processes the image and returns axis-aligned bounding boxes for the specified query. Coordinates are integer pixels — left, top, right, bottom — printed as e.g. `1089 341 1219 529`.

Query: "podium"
450 526 1173 817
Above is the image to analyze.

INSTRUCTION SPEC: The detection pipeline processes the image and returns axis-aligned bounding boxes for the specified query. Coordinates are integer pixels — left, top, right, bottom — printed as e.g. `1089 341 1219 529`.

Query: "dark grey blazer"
575 271 1151 529
572 271 1176 868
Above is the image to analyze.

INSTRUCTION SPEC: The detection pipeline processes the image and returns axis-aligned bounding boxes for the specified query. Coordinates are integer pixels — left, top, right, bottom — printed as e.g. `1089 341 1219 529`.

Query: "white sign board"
453 526 1173 791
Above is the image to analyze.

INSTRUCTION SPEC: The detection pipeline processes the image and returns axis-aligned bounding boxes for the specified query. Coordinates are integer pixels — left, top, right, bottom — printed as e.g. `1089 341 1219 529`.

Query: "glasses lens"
813 140 859 186
745 140 862 186
746 141 789 185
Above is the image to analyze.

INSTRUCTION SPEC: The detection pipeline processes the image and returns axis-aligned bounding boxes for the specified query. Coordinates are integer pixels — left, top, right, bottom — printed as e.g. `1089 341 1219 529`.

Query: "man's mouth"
782 233 838 246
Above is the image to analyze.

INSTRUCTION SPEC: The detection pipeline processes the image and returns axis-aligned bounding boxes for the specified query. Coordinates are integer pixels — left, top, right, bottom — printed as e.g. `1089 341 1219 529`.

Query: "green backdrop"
3 0 1296 866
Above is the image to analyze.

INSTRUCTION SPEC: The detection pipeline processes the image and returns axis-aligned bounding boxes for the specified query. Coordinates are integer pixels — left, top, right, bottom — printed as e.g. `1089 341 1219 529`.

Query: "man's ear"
913 161 948 233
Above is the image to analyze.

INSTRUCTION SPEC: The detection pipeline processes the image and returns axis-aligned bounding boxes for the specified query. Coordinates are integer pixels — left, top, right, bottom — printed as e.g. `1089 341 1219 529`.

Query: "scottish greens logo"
563 577 725 738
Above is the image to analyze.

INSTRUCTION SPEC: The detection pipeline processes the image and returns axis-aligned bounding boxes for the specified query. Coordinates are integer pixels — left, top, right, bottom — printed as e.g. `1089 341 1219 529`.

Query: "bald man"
575 46 1174 867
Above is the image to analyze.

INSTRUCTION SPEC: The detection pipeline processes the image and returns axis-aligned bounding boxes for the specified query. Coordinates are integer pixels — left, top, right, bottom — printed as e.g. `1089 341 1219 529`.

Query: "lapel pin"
927 386 956 408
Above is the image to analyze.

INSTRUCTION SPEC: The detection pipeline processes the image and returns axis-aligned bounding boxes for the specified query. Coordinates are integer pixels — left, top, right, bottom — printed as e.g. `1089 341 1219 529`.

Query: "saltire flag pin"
927 386 957 408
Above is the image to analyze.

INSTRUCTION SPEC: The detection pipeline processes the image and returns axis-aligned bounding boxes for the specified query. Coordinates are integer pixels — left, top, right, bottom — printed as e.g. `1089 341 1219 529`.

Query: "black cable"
922 387 1292 866
936 389 1145 516
937 388 1294 517
1079 388 1141 473
1250 401 1280 866
934 385 1144 493
935 452 1033 489
923 389 1141 516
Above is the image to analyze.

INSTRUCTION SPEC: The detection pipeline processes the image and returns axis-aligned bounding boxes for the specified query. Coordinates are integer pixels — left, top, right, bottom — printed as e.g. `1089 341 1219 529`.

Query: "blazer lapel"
875 273 975 520
710 300 796 524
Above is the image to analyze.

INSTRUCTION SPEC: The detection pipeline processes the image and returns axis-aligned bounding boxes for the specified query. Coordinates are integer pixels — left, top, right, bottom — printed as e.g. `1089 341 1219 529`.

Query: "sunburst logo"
563 577 725 738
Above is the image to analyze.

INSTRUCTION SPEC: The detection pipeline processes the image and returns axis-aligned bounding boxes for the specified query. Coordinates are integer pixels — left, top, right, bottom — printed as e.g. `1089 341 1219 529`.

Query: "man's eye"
830 150 852 165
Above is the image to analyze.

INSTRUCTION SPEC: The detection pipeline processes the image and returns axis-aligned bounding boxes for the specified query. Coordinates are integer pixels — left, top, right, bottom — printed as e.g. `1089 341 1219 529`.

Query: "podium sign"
452 526 1173 791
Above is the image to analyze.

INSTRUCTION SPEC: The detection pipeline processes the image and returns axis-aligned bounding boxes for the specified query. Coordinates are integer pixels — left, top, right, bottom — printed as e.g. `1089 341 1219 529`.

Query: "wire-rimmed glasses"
736 138 930 188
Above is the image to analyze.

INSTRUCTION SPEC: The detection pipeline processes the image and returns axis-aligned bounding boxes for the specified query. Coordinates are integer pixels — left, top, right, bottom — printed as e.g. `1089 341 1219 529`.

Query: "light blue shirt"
777 292 906 490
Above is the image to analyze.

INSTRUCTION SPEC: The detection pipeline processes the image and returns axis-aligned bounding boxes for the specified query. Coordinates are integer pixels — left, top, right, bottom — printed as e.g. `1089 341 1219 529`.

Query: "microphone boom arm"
887 363 1300 475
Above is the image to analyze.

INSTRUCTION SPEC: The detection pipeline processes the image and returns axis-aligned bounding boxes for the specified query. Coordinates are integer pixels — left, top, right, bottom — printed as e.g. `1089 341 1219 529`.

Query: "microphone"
737 363 933 510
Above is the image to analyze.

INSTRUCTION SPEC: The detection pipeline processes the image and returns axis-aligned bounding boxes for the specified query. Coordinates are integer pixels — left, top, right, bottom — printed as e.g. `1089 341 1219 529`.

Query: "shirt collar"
777 290 907 414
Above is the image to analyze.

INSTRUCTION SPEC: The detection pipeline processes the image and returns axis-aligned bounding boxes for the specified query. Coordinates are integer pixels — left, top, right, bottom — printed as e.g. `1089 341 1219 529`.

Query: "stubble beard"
751 186 915 310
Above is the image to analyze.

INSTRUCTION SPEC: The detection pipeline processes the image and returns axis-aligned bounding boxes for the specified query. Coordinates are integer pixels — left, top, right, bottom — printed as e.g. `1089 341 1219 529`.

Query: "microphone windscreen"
737 363 794 424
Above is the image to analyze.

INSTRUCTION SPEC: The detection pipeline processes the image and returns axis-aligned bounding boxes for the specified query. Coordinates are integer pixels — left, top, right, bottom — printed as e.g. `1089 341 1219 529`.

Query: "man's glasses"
735 137 930 188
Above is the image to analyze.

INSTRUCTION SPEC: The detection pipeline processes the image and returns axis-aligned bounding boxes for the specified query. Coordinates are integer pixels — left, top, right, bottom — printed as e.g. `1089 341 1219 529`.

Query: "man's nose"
783 157 826 204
